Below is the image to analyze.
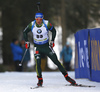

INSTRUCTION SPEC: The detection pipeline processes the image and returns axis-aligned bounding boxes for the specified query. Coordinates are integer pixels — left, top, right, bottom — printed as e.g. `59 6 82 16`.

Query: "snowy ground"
0 71 100 92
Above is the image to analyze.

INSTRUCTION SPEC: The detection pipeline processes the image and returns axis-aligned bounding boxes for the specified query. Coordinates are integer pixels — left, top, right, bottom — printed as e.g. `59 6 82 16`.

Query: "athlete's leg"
34 50 43 86
46 46 76 85
46 46 67 75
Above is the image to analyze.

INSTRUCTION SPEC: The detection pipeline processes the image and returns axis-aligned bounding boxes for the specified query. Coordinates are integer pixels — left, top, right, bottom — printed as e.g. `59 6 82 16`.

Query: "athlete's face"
35 17 43 25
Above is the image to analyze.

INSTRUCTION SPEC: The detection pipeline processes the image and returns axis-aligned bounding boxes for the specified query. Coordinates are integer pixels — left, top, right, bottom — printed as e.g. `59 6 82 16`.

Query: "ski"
30 86 43 89
65 84 95 87
30 84 95 89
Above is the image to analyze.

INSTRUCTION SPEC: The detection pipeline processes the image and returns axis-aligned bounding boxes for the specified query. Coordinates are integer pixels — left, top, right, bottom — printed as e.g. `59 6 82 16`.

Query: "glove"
25 42 30 49
50 41 55 48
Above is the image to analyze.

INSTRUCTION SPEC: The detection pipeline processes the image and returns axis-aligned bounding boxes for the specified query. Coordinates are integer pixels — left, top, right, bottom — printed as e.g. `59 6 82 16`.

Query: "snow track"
0 71 100 92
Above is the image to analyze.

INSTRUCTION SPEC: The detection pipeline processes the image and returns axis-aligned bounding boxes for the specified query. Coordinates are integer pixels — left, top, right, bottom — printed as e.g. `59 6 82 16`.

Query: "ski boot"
37 76 43 86
65 74 76 85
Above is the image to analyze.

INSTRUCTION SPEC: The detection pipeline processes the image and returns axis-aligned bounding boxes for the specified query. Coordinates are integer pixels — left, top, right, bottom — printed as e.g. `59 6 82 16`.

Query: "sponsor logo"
37 29 42 34
36 56 40 59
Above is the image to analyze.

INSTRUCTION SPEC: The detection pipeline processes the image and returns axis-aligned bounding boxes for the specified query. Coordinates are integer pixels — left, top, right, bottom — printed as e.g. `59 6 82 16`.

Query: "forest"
0 0 100 67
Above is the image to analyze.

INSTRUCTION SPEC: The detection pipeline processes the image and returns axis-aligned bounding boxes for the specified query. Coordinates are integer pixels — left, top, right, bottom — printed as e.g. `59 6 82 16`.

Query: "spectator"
20 39 31 71
10 38 23 71
60 41 72 71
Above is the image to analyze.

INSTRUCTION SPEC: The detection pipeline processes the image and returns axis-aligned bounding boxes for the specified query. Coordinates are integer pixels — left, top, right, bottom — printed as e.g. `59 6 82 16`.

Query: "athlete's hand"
50 41 55 48
25 42 30 49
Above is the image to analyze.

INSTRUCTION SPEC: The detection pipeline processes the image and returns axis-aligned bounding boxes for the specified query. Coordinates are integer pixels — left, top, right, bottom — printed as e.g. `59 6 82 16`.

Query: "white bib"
32 22 49 45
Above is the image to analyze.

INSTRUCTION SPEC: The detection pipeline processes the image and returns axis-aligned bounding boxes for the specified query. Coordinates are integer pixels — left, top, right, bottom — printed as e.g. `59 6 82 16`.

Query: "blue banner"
90 28 100 82
75 29 90 79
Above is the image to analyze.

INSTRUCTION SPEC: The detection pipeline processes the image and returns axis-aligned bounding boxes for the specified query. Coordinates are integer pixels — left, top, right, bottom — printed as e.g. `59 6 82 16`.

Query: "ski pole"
19 49 28 66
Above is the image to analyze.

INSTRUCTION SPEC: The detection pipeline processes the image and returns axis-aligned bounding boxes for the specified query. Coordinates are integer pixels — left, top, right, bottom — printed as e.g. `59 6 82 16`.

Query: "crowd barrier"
75 28 100 82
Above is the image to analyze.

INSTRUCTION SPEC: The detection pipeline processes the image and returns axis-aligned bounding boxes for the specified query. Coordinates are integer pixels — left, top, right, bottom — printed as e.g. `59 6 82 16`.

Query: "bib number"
36 35 43 38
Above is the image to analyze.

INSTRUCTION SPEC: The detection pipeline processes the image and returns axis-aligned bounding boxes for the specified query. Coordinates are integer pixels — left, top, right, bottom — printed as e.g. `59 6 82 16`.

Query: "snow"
0 71 100 92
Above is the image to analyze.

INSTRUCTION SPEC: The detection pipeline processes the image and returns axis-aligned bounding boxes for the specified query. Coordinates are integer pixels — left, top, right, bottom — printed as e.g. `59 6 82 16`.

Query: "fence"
75 28 100 82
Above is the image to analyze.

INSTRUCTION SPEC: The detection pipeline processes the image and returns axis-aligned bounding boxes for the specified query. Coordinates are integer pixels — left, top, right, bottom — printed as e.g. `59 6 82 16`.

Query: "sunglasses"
36 18 43 20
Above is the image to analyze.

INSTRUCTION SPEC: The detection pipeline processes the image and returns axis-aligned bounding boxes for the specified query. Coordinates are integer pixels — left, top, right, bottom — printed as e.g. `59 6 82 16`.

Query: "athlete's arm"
23 23 32 41
47 22 56 41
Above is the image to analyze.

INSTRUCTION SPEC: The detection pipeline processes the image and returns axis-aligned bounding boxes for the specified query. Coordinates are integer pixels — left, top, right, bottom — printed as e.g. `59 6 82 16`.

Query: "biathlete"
23 12 76 86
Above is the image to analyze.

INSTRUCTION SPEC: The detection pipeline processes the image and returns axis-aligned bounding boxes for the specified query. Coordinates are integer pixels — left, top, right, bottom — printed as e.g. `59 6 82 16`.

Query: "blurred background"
0 0 100 72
